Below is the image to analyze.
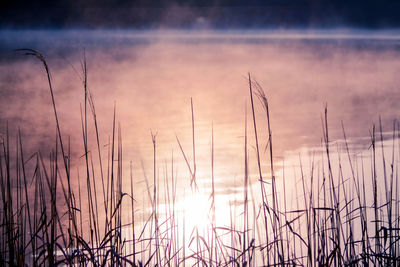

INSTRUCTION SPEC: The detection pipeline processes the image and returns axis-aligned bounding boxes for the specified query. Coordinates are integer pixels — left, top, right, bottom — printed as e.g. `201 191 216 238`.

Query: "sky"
1 0 400 29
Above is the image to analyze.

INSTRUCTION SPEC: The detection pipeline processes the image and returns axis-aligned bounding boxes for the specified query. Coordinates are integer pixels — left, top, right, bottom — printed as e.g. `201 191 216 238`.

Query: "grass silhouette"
0 50 399 266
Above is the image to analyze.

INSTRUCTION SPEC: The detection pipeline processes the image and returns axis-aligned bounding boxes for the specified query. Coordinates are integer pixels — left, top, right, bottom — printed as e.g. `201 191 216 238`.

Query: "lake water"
1 29 400 265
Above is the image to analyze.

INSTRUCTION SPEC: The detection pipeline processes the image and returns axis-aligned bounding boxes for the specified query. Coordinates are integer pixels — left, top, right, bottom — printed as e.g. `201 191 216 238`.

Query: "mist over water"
1 29 400 222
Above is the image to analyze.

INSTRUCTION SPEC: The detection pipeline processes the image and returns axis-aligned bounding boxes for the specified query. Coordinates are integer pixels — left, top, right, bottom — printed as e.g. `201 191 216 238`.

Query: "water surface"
1 29 400 244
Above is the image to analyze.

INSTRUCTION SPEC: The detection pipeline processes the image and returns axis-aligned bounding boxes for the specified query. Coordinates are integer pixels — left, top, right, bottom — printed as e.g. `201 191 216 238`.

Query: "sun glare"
178 192 211 235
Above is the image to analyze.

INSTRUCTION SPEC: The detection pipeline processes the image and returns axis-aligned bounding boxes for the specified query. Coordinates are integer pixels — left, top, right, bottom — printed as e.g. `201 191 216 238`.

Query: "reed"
1 50 399 266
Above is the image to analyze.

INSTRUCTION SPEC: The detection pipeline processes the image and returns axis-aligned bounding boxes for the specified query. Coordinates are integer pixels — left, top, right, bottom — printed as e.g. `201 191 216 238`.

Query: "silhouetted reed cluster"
0 50 399 266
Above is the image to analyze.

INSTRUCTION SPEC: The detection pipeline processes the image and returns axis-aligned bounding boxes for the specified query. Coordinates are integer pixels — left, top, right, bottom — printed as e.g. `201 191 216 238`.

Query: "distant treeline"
1 0 400 29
